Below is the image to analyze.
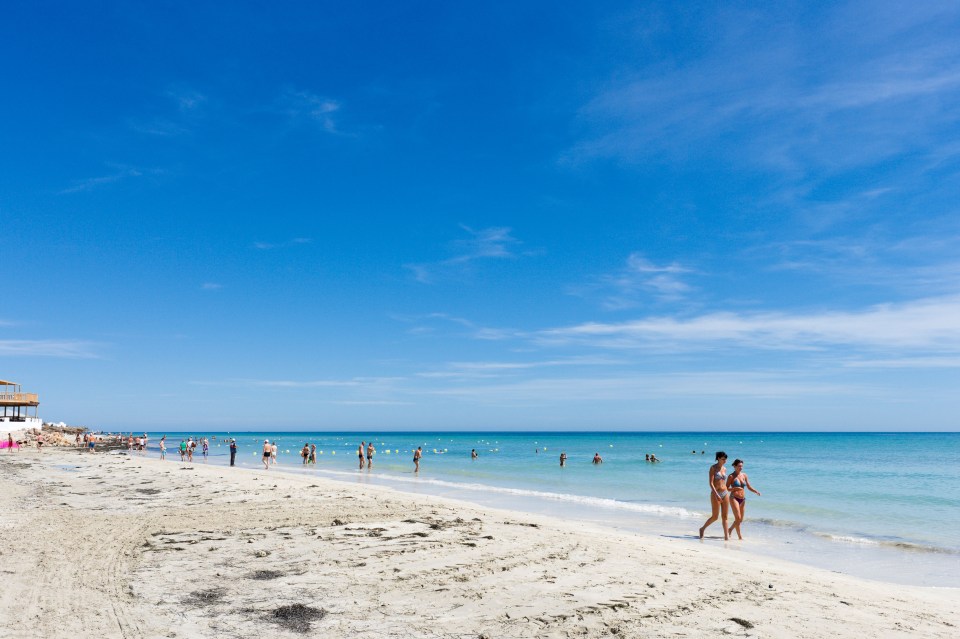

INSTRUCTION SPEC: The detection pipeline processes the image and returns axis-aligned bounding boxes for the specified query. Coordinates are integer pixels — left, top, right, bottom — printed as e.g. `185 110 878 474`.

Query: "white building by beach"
0 379 41 429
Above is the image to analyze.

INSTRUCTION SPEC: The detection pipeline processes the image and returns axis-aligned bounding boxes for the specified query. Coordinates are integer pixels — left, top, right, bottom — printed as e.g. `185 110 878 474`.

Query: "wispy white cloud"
581 252 694 309
405 226 525 283
754 227 960 295
254 238 312 250
168 89 207 113
60 166 147 194
536 295 960 353
128 119 188 137
276 89 343 134
0 339 99 358
416 356 624 379
568 2 960 184
201 282 222 290
190 377 400 389
332 400 414 406
844 356 960 369
424 371 867 404
390 312 522 342
128 88 206 137
447 226 520 263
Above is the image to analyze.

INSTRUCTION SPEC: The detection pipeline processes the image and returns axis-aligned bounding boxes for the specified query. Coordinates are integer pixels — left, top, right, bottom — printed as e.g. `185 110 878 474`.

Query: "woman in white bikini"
699 451 730 540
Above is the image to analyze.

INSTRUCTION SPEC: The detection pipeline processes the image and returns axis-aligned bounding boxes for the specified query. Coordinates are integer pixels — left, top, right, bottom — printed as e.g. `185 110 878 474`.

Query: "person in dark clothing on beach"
229 438 238 466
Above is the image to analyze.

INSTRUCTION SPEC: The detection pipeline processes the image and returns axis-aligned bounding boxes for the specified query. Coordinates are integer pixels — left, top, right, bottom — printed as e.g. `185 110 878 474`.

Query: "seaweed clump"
272 603 326 632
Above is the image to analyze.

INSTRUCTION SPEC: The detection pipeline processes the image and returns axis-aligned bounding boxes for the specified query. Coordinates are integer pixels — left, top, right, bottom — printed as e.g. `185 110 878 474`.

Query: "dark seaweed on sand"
248 569 284 580
187 588 226 605
272 603 326 632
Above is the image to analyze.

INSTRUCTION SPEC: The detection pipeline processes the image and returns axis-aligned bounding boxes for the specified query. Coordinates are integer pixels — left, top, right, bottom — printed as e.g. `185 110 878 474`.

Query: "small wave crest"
313 468 701 518
813 532 958 555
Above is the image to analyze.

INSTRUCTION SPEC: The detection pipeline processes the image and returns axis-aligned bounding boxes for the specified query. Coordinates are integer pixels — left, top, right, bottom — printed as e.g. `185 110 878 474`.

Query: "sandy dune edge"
1 452 956 638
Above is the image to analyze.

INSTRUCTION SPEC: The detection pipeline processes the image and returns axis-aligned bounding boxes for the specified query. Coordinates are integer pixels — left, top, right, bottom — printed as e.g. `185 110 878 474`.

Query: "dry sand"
1 450 956 638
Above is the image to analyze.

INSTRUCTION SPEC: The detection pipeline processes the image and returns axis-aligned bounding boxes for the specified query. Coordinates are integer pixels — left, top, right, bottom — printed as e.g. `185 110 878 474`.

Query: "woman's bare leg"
720 498 730 540
728 500 743 539
700 496 720 539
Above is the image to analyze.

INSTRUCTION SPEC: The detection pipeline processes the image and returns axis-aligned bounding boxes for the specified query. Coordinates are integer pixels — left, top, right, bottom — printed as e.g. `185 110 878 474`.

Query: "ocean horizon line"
110 428 960 435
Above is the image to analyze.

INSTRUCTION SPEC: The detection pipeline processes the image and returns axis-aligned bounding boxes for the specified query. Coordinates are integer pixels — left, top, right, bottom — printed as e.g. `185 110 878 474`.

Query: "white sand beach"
1 449 957 639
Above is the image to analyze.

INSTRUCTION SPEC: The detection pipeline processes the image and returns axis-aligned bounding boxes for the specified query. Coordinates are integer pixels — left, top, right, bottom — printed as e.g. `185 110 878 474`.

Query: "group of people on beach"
155 436 211 463
73 432 100 452
4 433 22 450
261 440 279 469
124 433 149 455
357 441 376 468
301 443 318 465
699 451 761 541
14 431 769 545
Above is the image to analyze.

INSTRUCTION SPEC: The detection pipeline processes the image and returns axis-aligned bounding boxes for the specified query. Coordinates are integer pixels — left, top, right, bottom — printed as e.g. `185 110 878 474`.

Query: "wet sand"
1 450 957 638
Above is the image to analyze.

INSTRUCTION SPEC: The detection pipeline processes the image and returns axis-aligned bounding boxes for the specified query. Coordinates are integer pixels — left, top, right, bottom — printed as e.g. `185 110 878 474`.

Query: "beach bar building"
0 379 41 428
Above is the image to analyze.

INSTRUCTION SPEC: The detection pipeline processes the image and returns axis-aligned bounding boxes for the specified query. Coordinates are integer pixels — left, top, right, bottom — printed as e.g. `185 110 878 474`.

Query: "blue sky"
3 1 959 431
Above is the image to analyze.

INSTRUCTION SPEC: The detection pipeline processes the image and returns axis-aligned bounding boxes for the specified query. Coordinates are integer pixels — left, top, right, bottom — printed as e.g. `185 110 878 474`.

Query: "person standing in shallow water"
366 441 375 468
229 438 238 466
309 444 316 465
699 451 730 540
413 446 422 473
358 442 365 469
262 440 272 470
726 459 761 540
559 452 567 467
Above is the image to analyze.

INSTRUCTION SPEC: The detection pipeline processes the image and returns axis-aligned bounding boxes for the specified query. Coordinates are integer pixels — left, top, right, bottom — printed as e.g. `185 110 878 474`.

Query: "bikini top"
714 468 726 481
730 476 745 488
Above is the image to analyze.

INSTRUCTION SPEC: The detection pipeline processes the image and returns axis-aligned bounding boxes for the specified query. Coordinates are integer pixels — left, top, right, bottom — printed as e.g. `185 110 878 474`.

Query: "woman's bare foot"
698 526 705 539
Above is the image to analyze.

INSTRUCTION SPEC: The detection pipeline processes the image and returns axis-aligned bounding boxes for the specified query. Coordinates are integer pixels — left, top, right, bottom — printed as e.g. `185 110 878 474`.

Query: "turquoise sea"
143 431 960 587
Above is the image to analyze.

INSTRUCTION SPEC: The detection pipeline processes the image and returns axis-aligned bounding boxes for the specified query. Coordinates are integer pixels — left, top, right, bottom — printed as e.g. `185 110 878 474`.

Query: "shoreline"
108 435 960 588
2 448 958 638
